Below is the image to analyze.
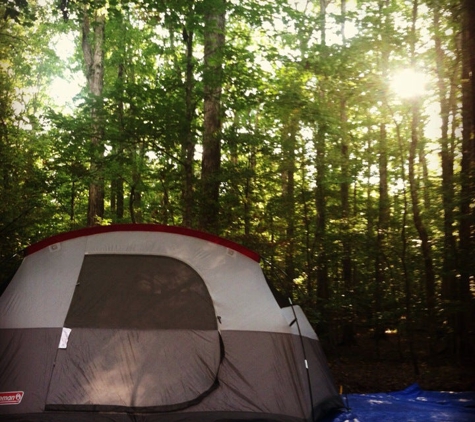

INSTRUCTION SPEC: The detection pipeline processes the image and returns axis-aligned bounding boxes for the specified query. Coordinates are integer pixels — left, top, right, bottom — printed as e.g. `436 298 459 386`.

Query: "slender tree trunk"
365 126 375 256
129 178 142 224
200 0 226 233
160 171 172 224
319 0 328 45
408 0 436 352
315 124 329 310
394 119 420 375
434 3 458 353
301 146 315 307
129 143 144 224
182 4 196 228
374 120 389 344
458 0 475 359
244 143 256 236
374 0 391 346
82 5 105 226
409 97 437 350
340 102 354 343
340 0 346 44
70 180 75 225
314 0 330 335
419 145 431 210
112 59 125 223
281 112 298 299
339 0 354 345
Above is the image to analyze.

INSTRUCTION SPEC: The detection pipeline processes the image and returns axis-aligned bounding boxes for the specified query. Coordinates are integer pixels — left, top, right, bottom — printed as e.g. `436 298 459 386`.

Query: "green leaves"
2 0 36 26
2 0 474 357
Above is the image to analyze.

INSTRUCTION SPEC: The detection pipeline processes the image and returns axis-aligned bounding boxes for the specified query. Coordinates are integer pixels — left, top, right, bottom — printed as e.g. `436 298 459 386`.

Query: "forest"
1 0 474 390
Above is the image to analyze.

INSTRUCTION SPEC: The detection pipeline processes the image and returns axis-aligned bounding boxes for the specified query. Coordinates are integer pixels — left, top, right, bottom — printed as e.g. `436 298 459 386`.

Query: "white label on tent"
49 243 61 252
59 327 72 349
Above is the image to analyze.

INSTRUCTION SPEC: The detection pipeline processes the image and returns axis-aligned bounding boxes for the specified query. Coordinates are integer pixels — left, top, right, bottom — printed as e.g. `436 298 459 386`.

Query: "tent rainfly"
0 224 343 422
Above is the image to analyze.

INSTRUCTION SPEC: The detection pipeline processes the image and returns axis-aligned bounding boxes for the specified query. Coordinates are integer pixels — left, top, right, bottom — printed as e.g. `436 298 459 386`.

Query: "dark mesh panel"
65 255 216 330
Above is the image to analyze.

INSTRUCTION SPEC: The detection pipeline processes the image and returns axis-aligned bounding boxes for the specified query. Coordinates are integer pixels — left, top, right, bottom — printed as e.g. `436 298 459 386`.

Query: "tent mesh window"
65 254 217 330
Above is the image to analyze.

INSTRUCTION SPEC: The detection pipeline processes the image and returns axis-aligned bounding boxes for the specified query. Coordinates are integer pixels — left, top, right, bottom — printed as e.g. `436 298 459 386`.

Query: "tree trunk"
301 146 315 307
244 143 256 236
182 5 196 228
129 144 144 224
315 124 329 309
314 0 330 335
394 118 420 375
199 0 226 233
281 112 298 299
458 0 475 359
339 0 354 345
82 4 105 226
112 60 125 223
409 98 437 349
374 0 391 345
433 3 458 352
408 0 436 352
374 121 389 343
319 0 328 45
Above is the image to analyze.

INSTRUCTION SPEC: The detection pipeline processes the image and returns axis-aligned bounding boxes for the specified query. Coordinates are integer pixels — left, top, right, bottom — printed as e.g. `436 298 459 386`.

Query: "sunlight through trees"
1 0 474 361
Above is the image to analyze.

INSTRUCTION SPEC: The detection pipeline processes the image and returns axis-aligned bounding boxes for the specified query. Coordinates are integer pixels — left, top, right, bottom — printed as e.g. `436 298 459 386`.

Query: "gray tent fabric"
45 329 221 411
0 224 343 421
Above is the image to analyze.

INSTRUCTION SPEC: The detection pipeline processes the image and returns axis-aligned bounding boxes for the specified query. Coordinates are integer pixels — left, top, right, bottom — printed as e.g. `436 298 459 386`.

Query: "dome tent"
0 224 343 421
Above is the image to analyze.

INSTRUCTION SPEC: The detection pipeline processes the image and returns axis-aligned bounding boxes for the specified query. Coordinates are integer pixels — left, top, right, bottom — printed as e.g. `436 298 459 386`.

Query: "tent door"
45 254 221 412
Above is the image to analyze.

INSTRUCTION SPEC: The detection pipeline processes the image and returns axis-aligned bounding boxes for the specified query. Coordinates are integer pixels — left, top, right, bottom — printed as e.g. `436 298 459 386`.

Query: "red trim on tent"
24 224 261 262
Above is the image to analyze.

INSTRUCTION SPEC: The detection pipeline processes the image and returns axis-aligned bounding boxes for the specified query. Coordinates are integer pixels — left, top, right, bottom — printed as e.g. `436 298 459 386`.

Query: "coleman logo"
0 391 24 405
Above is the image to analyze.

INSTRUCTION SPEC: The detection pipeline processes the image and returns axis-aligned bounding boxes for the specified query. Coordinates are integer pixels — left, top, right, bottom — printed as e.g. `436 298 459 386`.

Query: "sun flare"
390 68 428 99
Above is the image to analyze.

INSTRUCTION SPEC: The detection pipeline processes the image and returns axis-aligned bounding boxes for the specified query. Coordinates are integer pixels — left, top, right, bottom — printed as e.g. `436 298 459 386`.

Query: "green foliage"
1 0 36 25
1 0 474 358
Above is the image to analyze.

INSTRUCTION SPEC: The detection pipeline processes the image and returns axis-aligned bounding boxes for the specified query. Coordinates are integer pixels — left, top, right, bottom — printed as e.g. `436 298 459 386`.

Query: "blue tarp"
325 384 475 422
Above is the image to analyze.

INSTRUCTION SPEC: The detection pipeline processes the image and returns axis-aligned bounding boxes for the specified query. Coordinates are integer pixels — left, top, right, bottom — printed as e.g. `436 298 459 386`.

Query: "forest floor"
324 332 475 394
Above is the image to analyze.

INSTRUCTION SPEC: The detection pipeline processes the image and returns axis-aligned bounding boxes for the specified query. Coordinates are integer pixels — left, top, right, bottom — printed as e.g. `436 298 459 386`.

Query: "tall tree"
81 2 106 226
374 0 391 342
315 0 330 306
458 0 475 358
200 0 226 233
407 0 436 346
433 0 458 352
181 1 197 228
281 107 298 299
394 115 420 374
339 0 355 345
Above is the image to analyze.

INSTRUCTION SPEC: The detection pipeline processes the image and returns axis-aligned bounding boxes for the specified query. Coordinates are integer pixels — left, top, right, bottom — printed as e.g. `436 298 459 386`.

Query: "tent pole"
289 297 315 422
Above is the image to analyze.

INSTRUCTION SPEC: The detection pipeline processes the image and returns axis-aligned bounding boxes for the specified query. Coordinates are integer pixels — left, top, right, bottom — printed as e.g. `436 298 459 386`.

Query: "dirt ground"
322 332 475 394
